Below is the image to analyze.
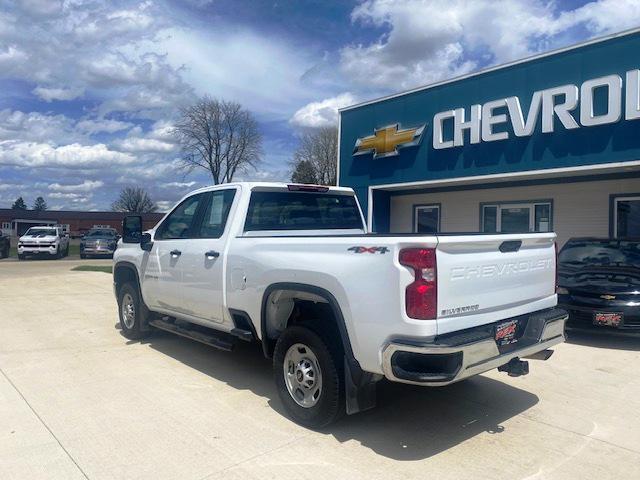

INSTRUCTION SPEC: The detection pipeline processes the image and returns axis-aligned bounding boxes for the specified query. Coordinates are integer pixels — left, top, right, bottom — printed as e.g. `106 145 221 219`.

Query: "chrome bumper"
82 248 115 254
382 309 567 386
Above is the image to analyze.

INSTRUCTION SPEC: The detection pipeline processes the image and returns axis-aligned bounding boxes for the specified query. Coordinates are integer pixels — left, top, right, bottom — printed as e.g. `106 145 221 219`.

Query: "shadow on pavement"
143 329 539 461
566 329 640 351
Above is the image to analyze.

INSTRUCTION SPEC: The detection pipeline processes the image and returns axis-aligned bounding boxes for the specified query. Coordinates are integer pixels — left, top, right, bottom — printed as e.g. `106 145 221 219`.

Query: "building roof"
0 209 165 221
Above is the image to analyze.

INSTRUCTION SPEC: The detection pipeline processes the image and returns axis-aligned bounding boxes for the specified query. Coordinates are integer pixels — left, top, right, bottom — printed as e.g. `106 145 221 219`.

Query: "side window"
197 189 236 238
156 194 203 240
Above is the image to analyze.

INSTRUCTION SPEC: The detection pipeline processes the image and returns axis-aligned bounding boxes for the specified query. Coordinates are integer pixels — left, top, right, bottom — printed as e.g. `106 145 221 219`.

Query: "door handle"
205 250 220 259
170 249 182 257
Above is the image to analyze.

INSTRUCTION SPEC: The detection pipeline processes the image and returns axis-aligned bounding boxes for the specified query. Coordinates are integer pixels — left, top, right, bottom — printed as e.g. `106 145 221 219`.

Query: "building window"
613 195 640 238
1 222 10 230
414 204 440 233
482 201 552 233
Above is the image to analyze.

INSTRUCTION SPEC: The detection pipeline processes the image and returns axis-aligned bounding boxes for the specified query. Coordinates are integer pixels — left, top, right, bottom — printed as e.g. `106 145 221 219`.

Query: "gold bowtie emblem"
353 123 425 159
600 294 616 300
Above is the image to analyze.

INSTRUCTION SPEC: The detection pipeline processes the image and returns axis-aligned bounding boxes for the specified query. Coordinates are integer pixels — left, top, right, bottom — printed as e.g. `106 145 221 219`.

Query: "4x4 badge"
348 246 389 254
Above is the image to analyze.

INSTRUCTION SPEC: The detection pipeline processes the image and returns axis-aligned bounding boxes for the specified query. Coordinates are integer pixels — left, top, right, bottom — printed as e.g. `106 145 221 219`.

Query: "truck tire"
117 282 150 340
80 253 86 259
18 253 25 260
273 325 344 428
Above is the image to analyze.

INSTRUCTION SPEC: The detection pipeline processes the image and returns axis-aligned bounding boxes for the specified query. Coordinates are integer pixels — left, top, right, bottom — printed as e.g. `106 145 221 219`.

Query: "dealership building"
338 29 640 246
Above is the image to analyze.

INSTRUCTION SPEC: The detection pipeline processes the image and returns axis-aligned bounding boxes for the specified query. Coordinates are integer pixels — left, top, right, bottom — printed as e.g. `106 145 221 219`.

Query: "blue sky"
1 0 639 211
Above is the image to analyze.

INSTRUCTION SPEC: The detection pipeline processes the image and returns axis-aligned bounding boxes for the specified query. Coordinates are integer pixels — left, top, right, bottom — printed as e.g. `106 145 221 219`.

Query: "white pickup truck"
18 226 70 260
113 182 567 427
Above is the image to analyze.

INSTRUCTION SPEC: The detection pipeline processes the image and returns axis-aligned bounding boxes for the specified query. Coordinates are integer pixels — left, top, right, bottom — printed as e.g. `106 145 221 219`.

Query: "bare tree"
290 127 338 185
111 187 157 213
173 96 262 184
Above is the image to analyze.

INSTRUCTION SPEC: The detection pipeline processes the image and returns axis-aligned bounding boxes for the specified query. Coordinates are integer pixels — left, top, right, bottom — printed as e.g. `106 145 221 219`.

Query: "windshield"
25 228 57 236
86 229 116 237
559 239 640 268
244 191 363 231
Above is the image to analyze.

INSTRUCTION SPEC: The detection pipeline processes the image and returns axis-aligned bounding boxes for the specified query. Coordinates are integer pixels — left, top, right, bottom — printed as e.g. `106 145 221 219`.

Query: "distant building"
0 209 164 237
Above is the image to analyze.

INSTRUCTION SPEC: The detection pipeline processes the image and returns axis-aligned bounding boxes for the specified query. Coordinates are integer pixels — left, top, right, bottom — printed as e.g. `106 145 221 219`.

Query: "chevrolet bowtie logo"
353 123 425 159
600 294 616 300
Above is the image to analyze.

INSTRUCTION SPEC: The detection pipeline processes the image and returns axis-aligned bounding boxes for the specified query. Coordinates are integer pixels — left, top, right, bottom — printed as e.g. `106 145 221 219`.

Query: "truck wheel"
18 253 25 260
273 325 344 428
80 254 86 259
117 283 149 340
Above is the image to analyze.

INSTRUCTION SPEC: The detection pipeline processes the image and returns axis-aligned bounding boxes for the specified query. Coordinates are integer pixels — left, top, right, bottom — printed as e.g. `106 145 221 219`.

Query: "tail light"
399 248 437 320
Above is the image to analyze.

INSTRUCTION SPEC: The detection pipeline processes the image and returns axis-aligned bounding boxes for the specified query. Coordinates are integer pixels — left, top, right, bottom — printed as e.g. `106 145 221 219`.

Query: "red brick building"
0 209 164 237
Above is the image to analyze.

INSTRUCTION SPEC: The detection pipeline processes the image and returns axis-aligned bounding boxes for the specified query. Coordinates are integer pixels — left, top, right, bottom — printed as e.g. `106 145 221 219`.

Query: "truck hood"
19 234 57 242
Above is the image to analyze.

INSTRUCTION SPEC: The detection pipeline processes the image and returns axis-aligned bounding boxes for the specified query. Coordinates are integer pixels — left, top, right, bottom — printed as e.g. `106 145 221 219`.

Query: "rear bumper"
381 307 567 386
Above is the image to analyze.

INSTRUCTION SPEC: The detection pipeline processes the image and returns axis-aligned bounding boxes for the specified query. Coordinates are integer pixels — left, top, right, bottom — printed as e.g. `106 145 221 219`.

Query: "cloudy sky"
1 0 639 211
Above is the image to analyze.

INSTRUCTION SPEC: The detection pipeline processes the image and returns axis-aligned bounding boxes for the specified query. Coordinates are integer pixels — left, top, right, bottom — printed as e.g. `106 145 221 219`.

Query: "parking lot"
1 260 639 480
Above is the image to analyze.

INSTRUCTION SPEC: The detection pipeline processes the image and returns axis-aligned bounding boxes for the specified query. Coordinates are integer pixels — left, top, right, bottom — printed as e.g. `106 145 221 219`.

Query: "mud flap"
344 357 378 415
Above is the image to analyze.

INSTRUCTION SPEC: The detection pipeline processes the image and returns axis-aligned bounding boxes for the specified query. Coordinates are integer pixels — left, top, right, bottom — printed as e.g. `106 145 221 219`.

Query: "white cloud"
75 118 133 135
116 137 176 153
49 180 105 192
340 0 640 90
0 141 136 168
32 86 85 102
0 109 80 143
161 181 197 188
290 93 357 128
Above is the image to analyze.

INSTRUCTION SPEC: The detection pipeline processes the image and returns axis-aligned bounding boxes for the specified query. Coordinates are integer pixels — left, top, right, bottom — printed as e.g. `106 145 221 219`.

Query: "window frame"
412 203 441 233
243 190 364 232
611 193 640 238
154 192 207 241
480 199 553 233
194 188 238 239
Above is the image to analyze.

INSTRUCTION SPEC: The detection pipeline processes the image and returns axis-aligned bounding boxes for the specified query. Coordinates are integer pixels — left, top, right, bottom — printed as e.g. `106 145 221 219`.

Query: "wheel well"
113 263 138 296
262 287 344 358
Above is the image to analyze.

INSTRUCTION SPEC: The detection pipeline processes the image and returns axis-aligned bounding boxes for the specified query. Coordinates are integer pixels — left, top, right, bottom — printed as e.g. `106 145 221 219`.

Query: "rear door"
141 193 206 314
179 188 237 324
435 233 557 334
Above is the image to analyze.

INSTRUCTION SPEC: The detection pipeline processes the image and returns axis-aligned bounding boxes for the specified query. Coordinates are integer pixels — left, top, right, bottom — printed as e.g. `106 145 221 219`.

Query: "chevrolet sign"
433 70 640 149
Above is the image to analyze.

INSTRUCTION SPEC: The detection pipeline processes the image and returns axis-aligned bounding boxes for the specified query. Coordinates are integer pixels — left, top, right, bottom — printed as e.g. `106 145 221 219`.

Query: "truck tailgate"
435 233 557 335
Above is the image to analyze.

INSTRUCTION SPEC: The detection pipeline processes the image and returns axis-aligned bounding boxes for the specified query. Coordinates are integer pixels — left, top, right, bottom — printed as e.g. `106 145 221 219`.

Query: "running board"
149 319 234 351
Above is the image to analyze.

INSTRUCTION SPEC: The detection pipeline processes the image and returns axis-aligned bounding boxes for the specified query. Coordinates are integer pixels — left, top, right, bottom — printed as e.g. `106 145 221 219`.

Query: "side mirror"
122 215 142 243
141 232 153 252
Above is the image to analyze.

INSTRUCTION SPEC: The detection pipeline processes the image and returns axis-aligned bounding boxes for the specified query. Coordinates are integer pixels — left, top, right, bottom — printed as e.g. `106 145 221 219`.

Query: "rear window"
559 240 640 268
244 191 363 231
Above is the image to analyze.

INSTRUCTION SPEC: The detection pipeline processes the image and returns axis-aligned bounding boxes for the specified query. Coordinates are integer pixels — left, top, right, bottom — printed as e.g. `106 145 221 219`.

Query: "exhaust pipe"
498 358 529 377
524 349 554 361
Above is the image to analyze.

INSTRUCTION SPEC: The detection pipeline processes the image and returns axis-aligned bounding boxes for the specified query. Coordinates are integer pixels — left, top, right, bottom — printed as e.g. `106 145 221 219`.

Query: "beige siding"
389 177 640 246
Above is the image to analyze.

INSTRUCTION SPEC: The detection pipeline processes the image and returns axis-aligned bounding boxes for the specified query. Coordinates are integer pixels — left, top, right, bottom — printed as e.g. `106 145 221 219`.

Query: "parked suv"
17 226 70 260
558 238 640 332
0 232 9 259
80 228 119 258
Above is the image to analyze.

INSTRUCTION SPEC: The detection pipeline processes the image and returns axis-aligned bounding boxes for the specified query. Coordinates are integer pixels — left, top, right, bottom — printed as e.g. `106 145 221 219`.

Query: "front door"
141 193 205 314
180 188 238 324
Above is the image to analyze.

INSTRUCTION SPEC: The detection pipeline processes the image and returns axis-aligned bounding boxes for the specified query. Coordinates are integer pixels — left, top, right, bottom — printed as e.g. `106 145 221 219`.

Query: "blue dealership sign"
339 30 640 210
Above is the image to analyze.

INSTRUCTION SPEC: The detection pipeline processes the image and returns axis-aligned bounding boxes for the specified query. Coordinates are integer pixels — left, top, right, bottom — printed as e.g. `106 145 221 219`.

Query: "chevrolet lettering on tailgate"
450 259 553 281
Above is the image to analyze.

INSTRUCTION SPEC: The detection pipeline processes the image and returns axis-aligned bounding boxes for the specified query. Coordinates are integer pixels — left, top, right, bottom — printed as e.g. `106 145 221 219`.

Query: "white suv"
18 226 70 260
